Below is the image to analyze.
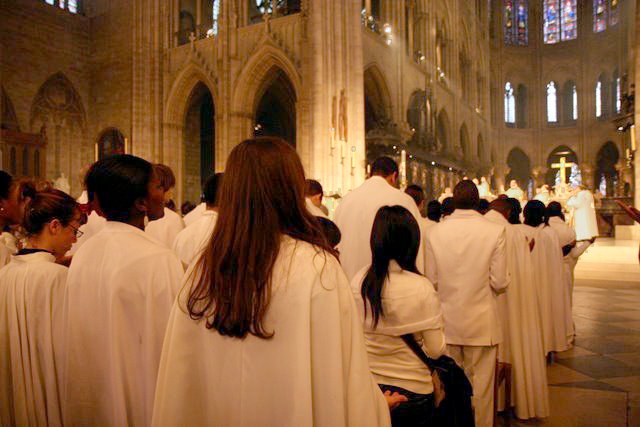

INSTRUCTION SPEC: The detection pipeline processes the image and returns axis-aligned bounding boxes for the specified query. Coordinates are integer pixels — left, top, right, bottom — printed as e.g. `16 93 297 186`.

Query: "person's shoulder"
388 270 435 296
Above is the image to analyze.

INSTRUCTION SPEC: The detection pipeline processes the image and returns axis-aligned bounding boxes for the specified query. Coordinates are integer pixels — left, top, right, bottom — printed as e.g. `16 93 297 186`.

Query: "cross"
189 32 196 50
551 156 575 184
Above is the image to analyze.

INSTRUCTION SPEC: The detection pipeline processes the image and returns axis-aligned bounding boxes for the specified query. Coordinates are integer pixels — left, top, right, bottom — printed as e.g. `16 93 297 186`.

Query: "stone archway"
232 43 302 156
253 66 297 146
596 141 620 196
183 82 215 204
164 63 218 204
506 147 531 190
30 72 87 194
363 64 397 165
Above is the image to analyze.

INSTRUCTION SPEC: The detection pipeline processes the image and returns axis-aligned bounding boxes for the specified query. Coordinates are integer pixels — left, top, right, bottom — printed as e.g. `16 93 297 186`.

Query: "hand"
383 390 408 411
615 200 640 224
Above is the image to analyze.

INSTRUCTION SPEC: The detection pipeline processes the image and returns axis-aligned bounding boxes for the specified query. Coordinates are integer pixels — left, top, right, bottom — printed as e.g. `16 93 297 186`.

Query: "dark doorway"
506 147 531 189
184 82 215 203
596 141 620 196
254 68 297 146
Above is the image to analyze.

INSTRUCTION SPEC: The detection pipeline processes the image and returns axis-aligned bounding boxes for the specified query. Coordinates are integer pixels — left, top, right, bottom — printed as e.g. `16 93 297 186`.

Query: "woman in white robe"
153 138 392 427
0 189 82 426
519 201 572 354
486 201 549 420
0 172 34 266
145 164 184 248
62 155 184 426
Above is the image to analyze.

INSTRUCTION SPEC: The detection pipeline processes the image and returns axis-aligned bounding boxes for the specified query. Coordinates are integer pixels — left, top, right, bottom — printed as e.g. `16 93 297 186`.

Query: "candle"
631 125 637 151
94 143 98 162
124 137 129 154
626 148 630 159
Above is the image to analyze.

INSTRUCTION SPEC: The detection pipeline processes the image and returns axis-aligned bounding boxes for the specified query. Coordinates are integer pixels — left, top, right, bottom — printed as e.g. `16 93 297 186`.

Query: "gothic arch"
364 64 393 132
164 62 218 127
435 109 450 153
232 43 302 116
506 147 531 189
1 87 20 131
30 72 87 192
30 72 86 131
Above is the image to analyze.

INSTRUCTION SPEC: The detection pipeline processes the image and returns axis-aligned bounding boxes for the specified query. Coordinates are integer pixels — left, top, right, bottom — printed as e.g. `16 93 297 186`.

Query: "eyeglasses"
68 224 84 239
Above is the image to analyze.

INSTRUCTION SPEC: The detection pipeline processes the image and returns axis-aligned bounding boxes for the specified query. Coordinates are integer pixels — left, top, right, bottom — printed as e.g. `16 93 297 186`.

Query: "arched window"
459 51 470 101
436 21 447 75
516 84 527 127
504 0 528 46
544 0 577 44
594 0 608 32
613 70 621 114
504 82 516 124
562 81 578 124
595 79 603 118
546 81 558 123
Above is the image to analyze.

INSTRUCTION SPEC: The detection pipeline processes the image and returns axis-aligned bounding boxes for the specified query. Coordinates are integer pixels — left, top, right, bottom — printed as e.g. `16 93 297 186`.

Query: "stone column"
581 162 595 192
531 166 546 189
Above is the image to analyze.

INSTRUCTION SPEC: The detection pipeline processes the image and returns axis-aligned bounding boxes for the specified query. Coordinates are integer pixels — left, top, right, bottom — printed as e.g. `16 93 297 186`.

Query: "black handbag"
401 334 475 427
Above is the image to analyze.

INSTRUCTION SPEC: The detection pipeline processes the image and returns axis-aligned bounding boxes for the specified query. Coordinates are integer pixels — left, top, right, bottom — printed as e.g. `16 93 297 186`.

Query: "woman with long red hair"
152 137 393 426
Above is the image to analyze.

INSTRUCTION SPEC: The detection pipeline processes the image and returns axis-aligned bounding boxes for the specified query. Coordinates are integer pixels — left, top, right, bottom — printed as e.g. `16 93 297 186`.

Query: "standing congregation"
0 137 597 427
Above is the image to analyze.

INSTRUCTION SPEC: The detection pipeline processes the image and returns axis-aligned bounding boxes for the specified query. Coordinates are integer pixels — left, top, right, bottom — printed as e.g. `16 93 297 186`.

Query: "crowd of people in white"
0 137 601 427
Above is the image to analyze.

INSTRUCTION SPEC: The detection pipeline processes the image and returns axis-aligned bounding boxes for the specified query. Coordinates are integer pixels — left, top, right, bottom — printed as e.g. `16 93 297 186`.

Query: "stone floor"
500 281 640 426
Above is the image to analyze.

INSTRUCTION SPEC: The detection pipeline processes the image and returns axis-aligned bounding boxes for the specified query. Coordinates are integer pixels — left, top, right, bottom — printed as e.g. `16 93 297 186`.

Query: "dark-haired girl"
352 205 446 427
0 171 35 266
0 188 81 426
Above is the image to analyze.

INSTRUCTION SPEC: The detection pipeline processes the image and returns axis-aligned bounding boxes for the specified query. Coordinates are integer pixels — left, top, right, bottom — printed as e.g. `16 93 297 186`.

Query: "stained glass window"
610 0 619 25
547 81 558 122
595 80 603 118
543 0 560 44
44 0 78 14
544 0 577 44
561 0 577 41
68 0 78 13
504 82 516 124
505 0 528 45
594 0 608 32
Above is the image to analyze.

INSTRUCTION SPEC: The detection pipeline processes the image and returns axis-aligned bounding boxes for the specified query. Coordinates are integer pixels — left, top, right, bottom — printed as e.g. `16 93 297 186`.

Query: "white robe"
62 221 184 426
0 240 13 267
539 225 574 351
515 225 555 354
505 187 525 202
549 216 579 312
485 211 549 419
183 202 207 227
0 252 67 426
152 237 390 427
334 176 425 281
533 192 550 205
172 210 217 267
567 190 599 240
67 211 107 256
478 182 490 198
145 207 185 249
437 192 453 203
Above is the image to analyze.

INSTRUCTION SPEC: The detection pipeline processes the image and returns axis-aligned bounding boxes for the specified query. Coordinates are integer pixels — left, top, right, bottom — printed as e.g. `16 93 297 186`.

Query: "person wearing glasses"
0 188 82 426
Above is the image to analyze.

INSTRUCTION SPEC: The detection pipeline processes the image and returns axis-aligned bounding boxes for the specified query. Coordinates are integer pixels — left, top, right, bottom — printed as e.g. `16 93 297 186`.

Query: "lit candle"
124 138 129 154
631 125 637 151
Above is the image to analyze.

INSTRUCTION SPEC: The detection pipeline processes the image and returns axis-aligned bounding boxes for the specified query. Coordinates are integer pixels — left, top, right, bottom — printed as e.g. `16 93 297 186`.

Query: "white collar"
12 251 56 264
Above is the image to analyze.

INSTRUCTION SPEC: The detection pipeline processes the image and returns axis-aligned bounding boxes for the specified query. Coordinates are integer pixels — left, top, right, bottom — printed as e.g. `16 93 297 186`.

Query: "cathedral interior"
0 0 637 230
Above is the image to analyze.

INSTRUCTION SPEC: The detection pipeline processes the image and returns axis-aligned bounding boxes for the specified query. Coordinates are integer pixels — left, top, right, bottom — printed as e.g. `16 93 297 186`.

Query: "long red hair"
186 137 336 338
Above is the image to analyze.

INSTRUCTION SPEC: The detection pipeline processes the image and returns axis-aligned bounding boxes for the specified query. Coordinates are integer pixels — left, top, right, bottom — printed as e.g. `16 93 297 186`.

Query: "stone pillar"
581 162 595 191
531 166 546 189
